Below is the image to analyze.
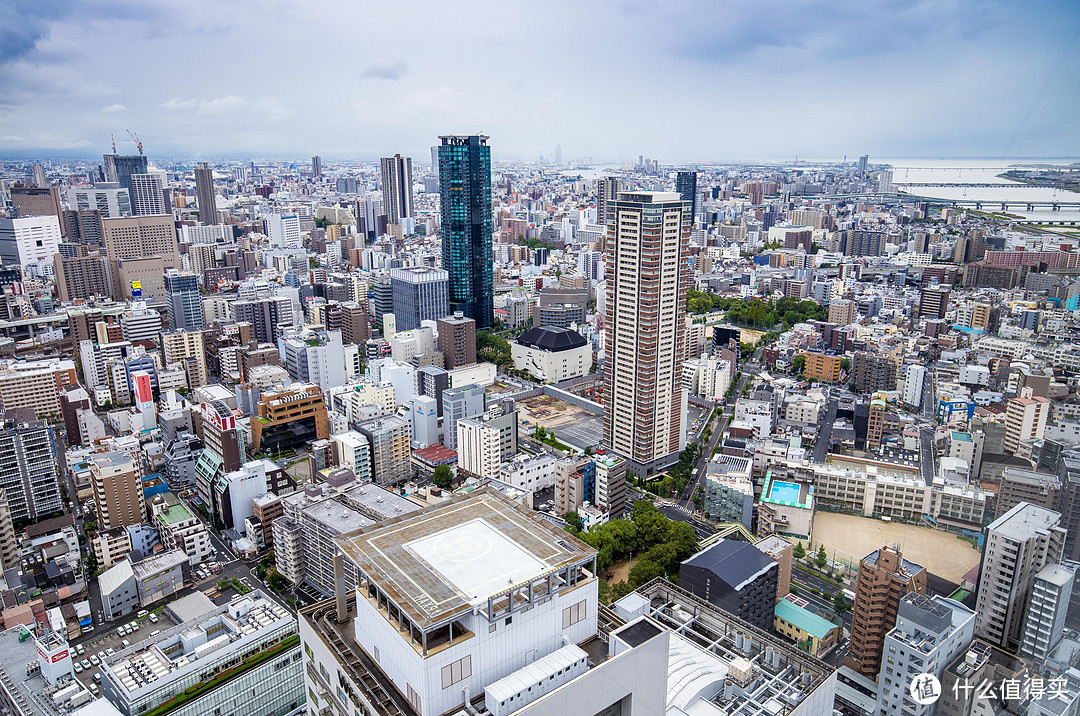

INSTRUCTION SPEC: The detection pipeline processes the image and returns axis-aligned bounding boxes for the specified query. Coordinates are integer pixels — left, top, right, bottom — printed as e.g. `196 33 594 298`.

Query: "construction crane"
125 129 143 155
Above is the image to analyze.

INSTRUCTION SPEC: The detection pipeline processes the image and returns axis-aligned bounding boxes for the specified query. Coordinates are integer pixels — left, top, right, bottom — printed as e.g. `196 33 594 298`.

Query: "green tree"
432 465 453 490
832 591 851 615
815 545 828 569
792 355 806 374
563 511 583 532
627 558 665 586
793 541 806 560
840 357 851 372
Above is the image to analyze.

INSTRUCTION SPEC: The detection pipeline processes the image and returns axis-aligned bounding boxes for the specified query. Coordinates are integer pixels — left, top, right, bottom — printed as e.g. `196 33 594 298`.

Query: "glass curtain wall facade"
438 135 493 328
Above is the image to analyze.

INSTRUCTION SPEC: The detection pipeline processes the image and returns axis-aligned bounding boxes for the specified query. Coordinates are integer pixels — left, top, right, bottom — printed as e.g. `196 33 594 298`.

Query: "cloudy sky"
1 0 1077 162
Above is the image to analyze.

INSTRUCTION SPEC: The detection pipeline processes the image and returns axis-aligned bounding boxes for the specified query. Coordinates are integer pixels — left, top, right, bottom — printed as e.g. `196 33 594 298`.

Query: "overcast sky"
1 0 1077 162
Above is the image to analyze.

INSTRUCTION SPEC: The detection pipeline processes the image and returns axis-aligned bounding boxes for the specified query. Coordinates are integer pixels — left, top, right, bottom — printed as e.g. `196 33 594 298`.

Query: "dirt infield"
812 511 981 583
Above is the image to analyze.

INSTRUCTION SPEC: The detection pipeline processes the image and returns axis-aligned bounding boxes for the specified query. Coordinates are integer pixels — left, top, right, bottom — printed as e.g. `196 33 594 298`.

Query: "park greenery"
687 291 828 330
476 330 513 368
566 501 699 603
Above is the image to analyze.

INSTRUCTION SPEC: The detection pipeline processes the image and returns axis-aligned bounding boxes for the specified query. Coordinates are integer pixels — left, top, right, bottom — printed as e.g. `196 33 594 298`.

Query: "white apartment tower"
974 502 1065 650
604 192 689 475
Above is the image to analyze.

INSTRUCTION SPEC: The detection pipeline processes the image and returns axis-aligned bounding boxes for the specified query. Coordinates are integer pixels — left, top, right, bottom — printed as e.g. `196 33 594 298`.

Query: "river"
880 158 1080 222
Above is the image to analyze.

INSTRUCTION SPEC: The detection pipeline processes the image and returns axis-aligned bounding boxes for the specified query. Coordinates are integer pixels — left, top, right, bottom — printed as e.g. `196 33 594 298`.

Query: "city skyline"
1 1 1078 161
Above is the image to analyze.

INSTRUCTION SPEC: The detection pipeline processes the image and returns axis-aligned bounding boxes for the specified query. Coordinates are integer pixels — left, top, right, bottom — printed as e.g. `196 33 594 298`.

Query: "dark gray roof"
516 326 588 352
683 539 776 590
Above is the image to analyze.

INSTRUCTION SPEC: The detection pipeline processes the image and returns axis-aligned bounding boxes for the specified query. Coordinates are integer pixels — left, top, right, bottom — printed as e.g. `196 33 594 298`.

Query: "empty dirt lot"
812 511 981 583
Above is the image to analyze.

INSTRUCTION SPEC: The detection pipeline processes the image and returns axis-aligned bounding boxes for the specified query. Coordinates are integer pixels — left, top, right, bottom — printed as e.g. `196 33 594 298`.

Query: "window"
441 655 472 689
562 599 587 628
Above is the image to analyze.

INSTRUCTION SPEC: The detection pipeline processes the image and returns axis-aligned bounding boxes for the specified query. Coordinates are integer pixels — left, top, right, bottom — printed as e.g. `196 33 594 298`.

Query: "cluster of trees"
633 442 702 499
520 238 557 251
567 501 699 602
686 291 828 330
476 330 513 368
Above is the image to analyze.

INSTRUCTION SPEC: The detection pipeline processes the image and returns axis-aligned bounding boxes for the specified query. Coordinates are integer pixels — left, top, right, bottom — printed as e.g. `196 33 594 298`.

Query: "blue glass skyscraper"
438 135 493 328
164 269 204 330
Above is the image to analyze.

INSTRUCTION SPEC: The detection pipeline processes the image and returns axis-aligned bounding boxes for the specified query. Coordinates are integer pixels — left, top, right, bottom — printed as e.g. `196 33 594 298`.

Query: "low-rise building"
149 493 212 565
99 591 302 716
774 599 841 658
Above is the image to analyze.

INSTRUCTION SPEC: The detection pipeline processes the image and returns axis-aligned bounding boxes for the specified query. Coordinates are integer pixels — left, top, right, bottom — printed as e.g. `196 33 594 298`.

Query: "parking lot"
72 608 177 692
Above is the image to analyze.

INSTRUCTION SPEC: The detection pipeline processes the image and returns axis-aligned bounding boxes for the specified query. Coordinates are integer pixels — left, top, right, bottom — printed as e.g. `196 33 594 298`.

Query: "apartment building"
91 451 145 530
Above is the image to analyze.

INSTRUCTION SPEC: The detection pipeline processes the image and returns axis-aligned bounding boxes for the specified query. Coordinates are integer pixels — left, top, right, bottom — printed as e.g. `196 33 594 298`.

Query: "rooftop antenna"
111 133 116 154
125 129 143 155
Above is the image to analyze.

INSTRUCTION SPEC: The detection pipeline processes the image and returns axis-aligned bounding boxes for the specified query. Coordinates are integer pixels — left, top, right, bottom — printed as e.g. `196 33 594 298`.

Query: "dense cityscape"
1 2 1080 716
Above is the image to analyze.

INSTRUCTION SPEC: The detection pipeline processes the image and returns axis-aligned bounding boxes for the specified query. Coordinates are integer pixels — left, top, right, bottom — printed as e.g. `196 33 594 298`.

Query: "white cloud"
159 97 196 111
100 103 126 113
198 95 248 115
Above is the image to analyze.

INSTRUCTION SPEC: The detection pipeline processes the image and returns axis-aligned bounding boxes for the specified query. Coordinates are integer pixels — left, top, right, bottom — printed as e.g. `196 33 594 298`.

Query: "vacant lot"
812 511 980 582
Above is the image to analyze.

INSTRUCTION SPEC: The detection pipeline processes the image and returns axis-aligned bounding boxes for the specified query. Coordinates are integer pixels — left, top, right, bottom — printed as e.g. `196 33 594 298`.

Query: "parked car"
89 655 99 665
148 614 158 624
137 610 148 618
73 663 83 674
81 659 90 670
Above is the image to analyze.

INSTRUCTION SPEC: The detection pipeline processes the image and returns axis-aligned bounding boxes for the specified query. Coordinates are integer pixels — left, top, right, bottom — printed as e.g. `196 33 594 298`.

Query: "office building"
230 294 295 344
194 161 217 224
339 300 372 344
250 384 329 454
380 153 414 225
918 285 950 320
0 215 62 266
91 451 145 530
845 544 927 679
701 457 755 530
98 590 303 716
442 383 485 451
11 185 63 225
437 313 476 369
675 170 698 221
0 420 63 523
210 459 285 531
356 415 411 486
1019 563 1074 669
102 214 180 295
679 538 779 632
103 152 148 198
279 328 351 393
129 171 168 215
604 192 689 475
312 155 322 179
164 269 203 331
67 183 132 217
53 252 109 302
390 266 449 331
873 593 976 716
974 502 1065 649
273 473 419 596
438 134 493 327
828 298 858 326
266 213 301 248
